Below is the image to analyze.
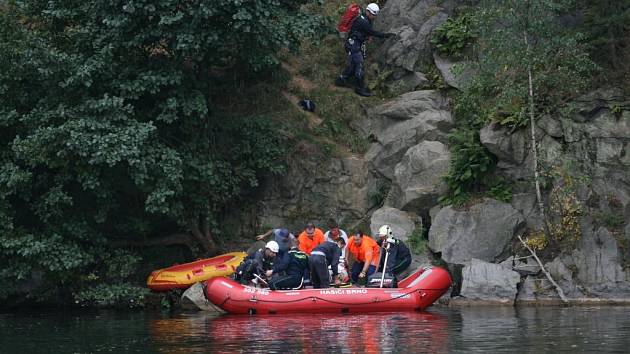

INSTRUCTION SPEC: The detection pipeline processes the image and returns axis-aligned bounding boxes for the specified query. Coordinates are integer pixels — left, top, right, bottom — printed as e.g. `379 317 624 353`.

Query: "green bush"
439 127 496 206
407 227 427 255
74 284 150 308
369 179 391 207
596 211 625 230
431 13 476 58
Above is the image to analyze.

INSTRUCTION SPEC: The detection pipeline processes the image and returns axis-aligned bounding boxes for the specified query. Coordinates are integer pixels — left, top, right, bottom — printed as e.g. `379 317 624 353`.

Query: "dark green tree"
0 0 320 304
580 0 630 72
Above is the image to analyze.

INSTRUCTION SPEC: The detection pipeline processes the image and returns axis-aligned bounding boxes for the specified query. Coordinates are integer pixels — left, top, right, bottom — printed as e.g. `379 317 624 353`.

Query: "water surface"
1 306 629 353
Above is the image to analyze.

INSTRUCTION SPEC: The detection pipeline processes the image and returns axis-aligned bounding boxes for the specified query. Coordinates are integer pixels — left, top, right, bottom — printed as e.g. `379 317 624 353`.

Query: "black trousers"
309 254 331 288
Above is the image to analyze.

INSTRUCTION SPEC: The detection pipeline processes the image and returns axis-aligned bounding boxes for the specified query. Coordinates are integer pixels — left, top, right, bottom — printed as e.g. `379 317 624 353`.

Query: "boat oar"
380 242 391 288
253 273 269 287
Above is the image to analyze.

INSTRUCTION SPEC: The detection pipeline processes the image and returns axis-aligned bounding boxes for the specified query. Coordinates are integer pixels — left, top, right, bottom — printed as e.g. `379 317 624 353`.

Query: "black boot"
335 75 350 88
354 77 372 97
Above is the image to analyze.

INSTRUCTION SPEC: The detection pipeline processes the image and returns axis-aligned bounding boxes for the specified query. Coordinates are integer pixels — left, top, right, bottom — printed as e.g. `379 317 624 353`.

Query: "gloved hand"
384 33 396 39
386 237 396 244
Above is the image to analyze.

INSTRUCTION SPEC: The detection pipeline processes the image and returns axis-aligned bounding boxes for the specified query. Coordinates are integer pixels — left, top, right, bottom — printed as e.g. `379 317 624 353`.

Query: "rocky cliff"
252 0 630 304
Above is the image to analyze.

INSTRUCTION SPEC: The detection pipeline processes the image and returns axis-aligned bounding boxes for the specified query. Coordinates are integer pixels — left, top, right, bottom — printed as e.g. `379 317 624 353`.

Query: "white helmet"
366 3 380 15
265 240 279 253
378 224 393 238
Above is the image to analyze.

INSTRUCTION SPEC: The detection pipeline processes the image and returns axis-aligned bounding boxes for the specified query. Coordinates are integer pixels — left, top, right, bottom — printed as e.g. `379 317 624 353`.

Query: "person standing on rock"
335 3 395 97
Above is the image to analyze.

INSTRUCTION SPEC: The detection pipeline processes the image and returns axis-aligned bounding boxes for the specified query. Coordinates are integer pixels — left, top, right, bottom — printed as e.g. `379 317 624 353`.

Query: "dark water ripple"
1 306 630 353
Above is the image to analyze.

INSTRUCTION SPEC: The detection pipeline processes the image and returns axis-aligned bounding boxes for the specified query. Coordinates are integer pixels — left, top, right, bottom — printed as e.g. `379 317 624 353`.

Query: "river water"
1 306 629 353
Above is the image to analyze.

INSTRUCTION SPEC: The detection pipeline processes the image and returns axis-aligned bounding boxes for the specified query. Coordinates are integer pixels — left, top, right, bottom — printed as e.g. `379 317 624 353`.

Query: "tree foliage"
579 0 630 72
472 0 598 127
431 12 476 58
440 0 598 206
0 0 321 304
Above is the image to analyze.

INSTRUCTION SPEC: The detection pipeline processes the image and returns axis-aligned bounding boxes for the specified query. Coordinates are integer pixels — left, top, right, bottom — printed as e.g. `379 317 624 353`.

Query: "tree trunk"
190 216 216 254
524 31 554 246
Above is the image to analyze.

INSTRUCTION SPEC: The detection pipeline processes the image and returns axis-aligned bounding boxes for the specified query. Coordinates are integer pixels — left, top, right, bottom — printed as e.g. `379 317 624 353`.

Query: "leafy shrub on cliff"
439 126 497 206
408 227 428 255
431 12 476 58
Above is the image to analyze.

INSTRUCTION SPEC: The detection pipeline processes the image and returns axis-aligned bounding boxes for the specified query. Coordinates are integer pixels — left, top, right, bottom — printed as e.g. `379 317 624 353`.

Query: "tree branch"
189 216 216 253
517 234 568 303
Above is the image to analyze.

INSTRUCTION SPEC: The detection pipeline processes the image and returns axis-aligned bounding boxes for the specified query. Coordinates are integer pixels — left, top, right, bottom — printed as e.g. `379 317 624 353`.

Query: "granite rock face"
460 258 521 303
429 198 526 264
369 206 421 242
257 156 375 233
389 140 450 213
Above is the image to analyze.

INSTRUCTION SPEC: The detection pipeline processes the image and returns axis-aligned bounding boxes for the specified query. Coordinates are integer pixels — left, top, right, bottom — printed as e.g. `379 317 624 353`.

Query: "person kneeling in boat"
347 230 380 285
234 241 279 285
268 239 309 290
309 238 345 288
376 225 412 278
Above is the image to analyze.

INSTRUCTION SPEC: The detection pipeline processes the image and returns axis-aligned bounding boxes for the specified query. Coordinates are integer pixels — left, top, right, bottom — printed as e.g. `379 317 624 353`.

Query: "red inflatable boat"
204 266 451 315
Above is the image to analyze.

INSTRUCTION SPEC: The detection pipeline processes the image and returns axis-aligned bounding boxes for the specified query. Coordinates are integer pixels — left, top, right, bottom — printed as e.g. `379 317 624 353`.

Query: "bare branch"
517 234 568 303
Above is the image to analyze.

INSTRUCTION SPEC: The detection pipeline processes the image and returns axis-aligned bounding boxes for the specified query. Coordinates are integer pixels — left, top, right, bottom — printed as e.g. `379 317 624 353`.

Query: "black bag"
366 272 396 288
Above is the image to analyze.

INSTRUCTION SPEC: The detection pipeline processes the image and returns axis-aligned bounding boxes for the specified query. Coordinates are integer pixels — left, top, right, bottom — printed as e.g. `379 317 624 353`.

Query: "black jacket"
349 14 386 44
312 241 342 277
245 248 275 275
273 248 309 278
377 238 411 271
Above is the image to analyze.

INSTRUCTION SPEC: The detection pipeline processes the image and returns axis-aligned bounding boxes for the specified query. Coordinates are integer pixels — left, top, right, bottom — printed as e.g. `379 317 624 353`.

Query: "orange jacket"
347 235 380 266
297 228 325 255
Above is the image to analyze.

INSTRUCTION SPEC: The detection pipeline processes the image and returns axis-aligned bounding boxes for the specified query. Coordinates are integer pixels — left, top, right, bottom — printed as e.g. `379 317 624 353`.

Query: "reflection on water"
1 306 630 353
149 312 448 354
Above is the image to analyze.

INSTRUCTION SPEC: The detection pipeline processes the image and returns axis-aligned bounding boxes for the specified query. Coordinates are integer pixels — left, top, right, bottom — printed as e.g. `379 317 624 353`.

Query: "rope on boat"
225 287 451 306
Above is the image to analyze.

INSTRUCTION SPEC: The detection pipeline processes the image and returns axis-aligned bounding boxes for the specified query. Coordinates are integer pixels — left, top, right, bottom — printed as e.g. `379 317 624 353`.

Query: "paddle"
380 241 391 288
253 273 269 287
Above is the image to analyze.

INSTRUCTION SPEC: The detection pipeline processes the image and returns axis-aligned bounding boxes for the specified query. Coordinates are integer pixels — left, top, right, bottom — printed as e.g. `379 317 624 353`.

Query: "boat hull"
147 252 247 291
204 266 451 314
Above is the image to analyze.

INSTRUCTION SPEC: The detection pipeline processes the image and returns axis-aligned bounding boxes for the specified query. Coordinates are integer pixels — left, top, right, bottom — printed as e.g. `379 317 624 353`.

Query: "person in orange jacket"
297 222 325 255
346 230 380 283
